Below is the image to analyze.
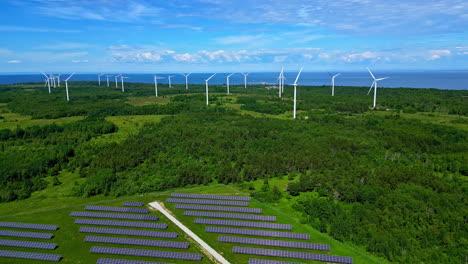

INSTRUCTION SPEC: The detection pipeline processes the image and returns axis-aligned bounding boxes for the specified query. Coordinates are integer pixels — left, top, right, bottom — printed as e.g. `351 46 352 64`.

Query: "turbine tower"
204 73 216 105
64 73 75 101
114 75 120 88
329 72 341 96
367 68 389 109
168 75 174 88
226 73 235 95
292 67 303 119
56 75 61 87
50 74 56 88
106 75 112 87
120 75 128 92
242 73 249 88
42 72 51 93
278 67 285 98
153 75 164 97
180 73 191 90
98 74 104 86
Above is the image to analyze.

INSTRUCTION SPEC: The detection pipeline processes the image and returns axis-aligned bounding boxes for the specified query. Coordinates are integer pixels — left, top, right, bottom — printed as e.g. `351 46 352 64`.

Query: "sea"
0 71 467 90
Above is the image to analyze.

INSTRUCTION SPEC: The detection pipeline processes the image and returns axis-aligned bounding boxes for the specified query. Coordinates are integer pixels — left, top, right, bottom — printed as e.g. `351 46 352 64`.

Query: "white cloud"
427 50 451 60
0 25 79 33
342 52 380 62
7 60 21 64
215 35 265 45
71 60 89 63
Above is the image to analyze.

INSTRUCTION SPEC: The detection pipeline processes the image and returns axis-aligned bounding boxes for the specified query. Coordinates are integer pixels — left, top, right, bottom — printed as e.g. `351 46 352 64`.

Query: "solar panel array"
80 227 178 238
206 227 310 240
85 236 189 249
0 230 53 239
85 205 149 214
175 204 262 214
0 221 58 231
91 246 203 261
70 211 158 221
184 211 276 221
97 258 168 264
233 247 353 264
0 239 57 250
249 258 305 264
0 249 61 262
195 218 292 230
218 236 330 251
171 193 251 201
167 198 249 207
75 219 167 229
123 202 144 207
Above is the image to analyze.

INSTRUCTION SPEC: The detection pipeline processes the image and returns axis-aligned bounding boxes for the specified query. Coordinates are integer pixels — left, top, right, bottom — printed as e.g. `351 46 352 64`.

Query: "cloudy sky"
0 0 467 73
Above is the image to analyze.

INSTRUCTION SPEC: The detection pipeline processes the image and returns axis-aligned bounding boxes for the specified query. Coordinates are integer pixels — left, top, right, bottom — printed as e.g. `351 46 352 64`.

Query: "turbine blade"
334 73 341 78
376 77 389 81
367 67 376 80
367 81 375 95
293 67 303 85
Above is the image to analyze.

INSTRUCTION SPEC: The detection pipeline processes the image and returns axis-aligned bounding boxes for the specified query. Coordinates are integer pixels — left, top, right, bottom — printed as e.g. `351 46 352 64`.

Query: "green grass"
126 96 170 106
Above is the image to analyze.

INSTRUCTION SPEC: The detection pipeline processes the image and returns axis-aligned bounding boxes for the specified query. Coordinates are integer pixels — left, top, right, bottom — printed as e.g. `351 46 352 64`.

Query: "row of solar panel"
171 193 251 201
0 230 53 239
123 202 144 207
0 239 57 250
85 205 149 214
79 227 178 238
97 258 169 264
0 249 61 262
0 221 58 231
184 211 275 221
206 227 310 240
167 198 249 207
91 246 203 261
70 212 158 221
85 236 189 249
233 246 353 264
218 236 330 251
195 218 292 230
175 204 262 214
75 219 167 229
249 258 304 264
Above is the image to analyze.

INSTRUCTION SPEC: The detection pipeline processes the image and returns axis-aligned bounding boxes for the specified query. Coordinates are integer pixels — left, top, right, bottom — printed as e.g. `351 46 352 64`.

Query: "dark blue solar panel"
91 246 203 261
85 236 189 249
70 212 158 221
0 239 57 250
85 206 149 214
0 249 61 262
195 218 292 230
0 222 58 231
206 227 310 240
0 230 53 239
80 227 178 238
233 247 353 264
175 204 262 214
167 198 249 207
171 193 251 201
123 202 144 207
75 219 167 229
218 236 330 251
97 258 168 264
184 211 275 221
249 258 305 264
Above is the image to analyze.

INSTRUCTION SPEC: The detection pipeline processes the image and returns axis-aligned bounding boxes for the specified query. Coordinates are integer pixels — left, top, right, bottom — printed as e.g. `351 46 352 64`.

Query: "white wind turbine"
42 72 51 93
225 73 235 95
114 74 120 88
98 74 104 86
50 74 56 88
120 75 128 92
56 75 61 87
64 72 75 101
204 73 216 105
106 75 112 87
241 73 249 88
180 73 191 90
168 75 174 88
278 67 285 98
329 72 341 96
367 68 389 109
153 75 165 97
292 67 303 119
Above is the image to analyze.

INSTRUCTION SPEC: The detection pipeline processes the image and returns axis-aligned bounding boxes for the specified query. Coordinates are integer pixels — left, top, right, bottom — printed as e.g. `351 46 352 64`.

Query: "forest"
0 81 466 263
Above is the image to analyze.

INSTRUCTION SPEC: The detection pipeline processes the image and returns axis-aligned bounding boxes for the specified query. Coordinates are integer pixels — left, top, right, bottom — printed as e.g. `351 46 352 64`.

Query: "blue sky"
0 0 467 73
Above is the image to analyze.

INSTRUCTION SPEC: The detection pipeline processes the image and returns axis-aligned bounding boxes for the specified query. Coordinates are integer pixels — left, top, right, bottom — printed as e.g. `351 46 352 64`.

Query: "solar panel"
0 239 57 250
218 236 330 251
85 236 189 249
0 249 61 262
97 258 168 264
175 204 262 214
195 219 292 230
91 246 203 261
123 202 144 207
233 247 353 264
70 212 158 221
249 258 305 264
85 206 149 214
75 219 167 229
79 227 178 238
206 227 310 240
184 211 275 221
166 198 249 207
0 222 58 231
171 193 251 201
0 230 53 239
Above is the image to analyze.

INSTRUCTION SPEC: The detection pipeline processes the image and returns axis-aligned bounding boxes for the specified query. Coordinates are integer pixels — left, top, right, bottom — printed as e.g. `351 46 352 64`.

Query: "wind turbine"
106 75 112 87
64 72 75 101
241 73 249 88
98 74 104 86
168 75 174 88
153 75 165 97
225 73 235 95
180 73 191 90
367 68 389 109
114 74 120 88
292 67 303 119
329 72 341 96
41 72 51 93
120 75 128 92
204 73 216 105
56 75 61 87
278 67 285 98
50 74 56 88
